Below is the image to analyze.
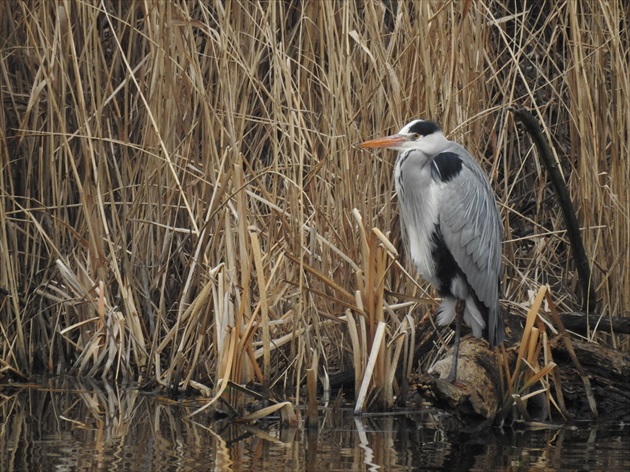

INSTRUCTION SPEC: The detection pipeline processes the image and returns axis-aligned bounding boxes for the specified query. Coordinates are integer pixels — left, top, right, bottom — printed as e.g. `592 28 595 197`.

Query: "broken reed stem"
354 321 387 415
511 286 548 387
543 291 598 417
398 314 416 404
385 325 407 407
350 208 402 411
503 285 591 422
346 310 363 396
250 231 270 399
234 162 250 341
306 350 319 428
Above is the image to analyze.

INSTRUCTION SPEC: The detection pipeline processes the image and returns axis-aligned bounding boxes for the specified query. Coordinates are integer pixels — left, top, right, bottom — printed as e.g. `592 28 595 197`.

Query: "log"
560 312 630 335
411 337 502 432
551 337 630 419
410 315 630 426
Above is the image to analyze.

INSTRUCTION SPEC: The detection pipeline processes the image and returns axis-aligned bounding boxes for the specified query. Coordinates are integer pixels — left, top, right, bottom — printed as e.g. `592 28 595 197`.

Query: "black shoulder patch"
431 152 463 182
408 120 441 137
430 225 461 295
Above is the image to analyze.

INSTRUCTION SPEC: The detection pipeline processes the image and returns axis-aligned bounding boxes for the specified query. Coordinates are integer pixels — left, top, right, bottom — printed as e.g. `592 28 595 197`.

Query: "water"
1 379 628 471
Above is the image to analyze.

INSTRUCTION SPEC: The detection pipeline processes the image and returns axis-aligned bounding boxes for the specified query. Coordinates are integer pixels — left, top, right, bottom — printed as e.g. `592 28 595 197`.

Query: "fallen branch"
510 107 597 314
560 312 630 336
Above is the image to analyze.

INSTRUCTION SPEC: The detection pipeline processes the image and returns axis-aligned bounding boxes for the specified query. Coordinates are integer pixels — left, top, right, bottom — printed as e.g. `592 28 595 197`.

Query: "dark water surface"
1 379 628 471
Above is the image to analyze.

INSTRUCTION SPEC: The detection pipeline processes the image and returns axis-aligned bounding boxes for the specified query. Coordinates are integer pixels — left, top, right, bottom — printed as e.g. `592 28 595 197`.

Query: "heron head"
358 119 447 155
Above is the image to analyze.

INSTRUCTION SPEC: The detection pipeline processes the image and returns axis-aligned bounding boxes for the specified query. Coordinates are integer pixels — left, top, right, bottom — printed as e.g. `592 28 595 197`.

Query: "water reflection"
1 378 628 471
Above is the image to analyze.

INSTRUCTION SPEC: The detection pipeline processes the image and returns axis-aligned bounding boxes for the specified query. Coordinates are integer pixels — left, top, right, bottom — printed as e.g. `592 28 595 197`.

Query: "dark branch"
560 312 630 336
510 108 597 314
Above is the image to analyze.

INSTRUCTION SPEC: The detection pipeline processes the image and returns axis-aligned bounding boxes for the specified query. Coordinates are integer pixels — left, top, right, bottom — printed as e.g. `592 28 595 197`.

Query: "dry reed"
1 1 628 415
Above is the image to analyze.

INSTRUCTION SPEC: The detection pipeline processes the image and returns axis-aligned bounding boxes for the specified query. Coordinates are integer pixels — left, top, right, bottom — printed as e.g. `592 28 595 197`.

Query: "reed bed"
1 1 628 414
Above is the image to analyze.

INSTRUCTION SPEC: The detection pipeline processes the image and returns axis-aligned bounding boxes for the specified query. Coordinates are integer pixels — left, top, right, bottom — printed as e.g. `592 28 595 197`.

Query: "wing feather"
436 147 503 344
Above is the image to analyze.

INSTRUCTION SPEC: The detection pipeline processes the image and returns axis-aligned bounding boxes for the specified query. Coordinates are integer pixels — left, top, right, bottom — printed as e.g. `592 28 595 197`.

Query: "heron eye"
411 133 420 140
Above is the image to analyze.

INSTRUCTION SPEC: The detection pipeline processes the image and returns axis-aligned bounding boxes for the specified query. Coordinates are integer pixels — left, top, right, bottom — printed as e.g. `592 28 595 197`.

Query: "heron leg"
446 299 465 383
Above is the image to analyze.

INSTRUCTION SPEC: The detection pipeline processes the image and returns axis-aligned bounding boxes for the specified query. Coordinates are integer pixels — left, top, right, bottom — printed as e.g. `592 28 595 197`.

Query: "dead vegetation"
1 1 628 418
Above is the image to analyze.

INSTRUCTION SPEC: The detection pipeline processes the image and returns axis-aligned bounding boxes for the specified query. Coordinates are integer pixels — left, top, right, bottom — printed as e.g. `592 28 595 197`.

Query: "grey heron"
359 119 504 383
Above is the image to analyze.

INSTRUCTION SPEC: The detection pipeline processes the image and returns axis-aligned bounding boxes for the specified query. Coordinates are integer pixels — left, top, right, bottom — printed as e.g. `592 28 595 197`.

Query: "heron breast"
399 194 440 285
395 150 442 285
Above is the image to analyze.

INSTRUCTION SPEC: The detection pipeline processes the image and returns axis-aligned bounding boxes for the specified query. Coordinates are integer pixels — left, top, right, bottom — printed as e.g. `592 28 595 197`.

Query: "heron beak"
358 134 409 149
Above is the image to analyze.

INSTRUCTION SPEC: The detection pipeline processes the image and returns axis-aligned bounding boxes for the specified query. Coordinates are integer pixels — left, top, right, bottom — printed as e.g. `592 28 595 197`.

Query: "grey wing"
438 155 503 344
